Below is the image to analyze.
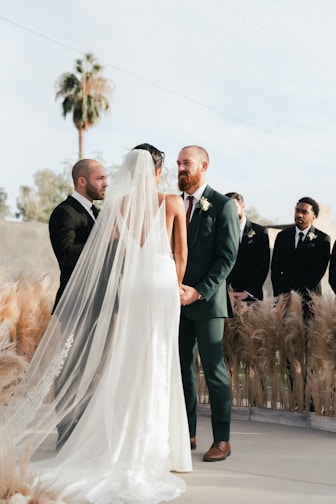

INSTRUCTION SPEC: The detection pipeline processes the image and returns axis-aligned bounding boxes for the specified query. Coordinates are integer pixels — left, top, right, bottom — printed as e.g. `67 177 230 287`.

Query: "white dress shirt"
239 217 247 243
183 182 208 221
72 191 96 220
295 226 309 248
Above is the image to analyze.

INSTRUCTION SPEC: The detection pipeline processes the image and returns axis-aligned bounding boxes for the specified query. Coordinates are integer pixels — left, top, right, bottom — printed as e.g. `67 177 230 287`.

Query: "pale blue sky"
1 0 336 223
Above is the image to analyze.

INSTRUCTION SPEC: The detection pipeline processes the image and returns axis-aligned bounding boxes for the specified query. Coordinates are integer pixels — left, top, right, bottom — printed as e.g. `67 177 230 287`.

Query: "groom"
178 145 239 462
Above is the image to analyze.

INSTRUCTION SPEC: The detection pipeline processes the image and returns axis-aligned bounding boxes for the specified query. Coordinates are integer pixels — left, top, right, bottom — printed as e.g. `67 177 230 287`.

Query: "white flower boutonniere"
308 231 317 241
196 196 213 213
247 229 256 239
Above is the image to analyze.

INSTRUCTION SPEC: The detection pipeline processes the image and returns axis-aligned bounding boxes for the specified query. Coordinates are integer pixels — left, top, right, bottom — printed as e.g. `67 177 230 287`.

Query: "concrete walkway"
175 408 336 504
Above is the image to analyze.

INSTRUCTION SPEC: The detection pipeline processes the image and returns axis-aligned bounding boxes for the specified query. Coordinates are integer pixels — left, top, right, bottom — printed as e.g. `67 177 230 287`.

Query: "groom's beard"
178 170 201 192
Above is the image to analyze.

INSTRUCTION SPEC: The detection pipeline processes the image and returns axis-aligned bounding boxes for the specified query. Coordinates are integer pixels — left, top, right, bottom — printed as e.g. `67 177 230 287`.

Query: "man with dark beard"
177 145 239 462
49 159 108 311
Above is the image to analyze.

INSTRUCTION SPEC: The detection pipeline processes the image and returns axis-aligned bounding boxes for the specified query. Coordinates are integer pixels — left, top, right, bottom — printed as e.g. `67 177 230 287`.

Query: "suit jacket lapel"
289 226 296 252
187 185 212 248
242 219 252 241
304 225 315 244
68 195 95 222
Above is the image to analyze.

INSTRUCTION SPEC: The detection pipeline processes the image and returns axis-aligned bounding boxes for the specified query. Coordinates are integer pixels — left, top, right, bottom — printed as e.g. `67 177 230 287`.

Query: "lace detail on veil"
7 333 74 439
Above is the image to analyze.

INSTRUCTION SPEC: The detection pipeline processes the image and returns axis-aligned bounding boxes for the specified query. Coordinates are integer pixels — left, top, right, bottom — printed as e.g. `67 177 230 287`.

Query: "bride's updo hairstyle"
133 143 165 170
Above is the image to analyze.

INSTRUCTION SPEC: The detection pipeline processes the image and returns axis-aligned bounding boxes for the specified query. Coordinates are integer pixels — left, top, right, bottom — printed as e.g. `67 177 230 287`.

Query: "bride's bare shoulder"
158 193 184 213
164 193 184 210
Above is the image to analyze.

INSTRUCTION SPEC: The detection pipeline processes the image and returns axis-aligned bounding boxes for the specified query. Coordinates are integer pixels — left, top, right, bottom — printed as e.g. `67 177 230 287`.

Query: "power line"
318 0 336 15
0 13 335 160
0 15 83 56
216 0 331 70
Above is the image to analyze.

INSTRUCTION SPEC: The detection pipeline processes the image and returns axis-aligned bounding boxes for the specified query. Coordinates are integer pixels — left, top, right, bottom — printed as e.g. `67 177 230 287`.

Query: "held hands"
230 291 250 304
180 285 201 306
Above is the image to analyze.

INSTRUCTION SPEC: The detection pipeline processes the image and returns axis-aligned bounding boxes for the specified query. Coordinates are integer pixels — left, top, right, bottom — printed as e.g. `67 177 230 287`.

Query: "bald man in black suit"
49 158 108 310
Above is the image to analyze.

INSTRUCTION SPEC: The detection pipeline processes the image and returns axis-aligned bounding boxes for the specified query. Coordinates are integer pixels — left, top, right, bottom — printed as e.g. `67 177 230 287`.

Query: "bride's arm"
168 195 188 288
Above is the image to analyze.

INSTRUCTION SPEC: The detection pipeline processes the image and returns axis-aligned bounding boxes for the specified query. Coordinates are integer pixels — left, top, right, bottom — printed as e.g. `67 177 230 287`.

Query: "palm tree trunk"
78 128 84 159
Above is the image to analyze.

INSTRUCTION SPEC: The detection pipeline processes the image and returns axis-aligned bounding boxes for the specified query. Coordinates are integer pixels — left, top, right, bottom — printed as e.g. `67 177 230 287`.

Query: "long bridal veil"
1 149 191 503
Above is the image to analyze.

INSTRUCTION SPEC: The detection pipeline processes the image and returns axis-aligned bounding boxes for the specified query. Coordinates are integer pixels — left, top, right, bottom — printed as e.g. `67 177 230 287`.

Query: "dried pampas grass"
0 274 56 405
0 433 75 504
220 293 336 415
0 281 20 343
14 276 55 362
0 326 27 404
305 293 336 416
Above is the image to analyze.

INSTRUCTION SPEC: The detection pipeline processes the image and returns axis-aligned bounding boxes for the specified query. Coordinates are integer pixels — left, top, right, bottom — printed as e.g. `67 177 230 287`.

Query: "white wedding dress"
1 150 192 504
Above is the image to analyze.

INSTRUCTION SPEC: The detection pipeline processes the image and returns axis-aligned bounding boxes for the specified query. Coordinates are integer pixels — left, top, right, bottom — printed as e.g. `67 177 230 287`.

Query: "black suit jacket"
328 240 336 294
227 219 270 300
271 225 330 298
49 195 96 308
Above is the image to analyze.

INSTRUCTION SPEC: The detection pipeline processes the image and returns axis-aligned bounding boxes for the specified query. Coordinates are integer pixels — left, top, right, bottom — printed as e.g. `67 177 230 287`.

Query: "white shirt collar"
184 182 207 202
295 226 310 239
72 191 95 218
239 217 247 242
240 216 247 233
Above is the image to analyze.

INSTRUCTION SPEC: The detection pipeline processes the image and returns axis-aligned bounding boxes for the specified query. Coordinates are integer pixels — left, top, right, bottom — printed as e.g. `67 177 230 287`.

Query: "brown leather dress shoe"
203 441 231 462
190 437 196 450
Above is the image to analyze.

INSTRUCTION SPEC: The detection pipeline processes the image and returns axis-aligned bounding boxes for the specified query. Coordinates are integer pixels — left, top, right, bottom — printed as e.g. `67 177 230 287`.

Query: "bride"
1 144 192 503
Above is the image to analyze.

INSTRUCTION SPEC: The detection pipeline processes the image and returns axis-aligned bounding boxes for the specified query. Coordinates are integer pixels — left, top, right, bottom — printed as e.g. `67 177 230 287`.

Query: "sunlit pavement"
175 406 336 504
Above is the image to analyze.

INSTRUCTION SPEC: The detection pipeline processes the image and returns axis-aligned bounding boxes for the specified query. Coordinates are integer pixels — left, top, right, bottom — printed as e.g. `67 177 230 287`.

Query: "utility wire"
217 0 329 69
215 0 331 70
319 0 336 15
0 13 335 159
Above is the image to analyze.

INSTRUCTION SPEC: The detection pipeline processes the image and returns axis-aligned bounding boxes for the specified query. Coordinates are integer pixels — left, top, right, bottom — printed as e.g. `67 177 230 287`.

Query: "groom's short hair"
181 145 209 164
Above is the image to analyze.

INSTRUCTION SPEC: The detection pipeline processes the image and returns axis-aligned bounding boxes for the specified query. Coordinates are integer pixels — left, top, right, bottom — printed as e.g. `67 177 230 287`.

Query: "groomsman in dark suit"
271 196 330 411
177 145 239 462
225 192 270 302
271 196 330 313
49 158 108 310
328 240 336 295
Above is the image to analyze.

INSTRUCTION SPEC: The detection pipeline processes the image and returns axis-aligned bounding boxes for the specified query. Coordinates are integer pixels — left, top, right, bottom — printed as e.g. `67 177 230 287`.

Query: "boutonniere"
247 229 256 239
196 196 213 213
307 231 317 241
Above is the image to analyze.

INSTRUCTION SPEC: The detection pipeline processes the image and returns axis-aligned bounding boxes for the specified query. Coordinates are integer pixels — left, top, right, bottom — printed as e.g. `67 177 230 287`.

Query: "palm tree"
55 52 114 158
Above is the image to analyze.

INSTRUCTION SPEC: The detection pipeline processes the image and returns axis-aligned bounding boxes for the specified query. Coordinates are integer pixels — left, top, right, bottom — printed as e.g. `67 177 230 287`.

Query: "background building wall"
1 204 335 297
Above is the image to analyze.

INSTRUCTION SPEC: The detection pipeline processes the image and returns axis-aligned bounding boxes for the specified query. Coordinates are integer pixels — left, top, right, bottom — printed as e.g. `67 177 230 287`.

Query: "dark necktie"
297 231 304 249
91 204 99 219
186 195 194 227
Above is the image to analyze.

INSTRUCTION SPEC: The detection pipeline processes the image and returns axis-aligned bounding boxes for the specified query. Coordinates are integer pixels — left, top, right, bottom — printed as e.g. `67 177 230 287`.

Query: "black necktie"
186 196 194 227
297 231 304 249
91 204 99 219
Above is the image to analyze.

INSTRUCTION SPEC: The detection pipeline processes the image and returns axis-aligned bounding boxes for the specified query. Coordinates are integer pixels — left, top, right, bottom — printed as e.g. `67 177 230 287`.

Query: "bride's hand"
180 285 199 306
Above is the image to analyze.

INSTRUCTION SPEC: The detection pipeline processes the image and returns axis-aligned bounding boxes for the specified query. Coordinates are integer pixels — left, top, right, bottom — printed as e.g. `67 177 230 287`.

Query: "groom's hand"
180 285 201 306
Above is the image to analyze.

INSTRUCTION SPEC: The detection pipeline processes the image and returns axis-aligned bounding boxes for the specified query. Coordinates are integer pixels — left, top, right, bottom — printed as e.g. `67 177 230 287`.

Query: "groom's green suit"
179 184 239 442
